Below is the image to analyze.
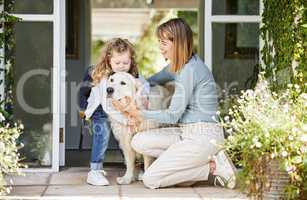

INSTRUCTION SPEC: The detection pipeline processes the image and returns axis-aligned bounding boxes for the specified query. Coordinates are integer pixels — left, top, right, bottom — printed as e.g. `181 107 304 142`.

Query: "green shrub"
0 111 24 195
220 74 307 199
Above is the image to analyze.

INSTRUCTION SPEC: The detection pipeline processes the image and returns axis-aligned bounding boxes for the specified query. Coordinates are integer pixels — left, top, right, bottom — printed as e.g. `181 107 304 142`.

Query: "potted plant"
220 74 306 199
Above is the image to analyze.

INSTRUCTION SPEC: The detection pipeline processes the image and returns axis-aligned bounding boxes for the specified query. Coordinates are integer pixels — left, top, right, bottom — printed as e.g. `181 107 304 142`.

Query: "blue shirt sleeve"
79 66 93 111
147 65 175 86
141 65 195 124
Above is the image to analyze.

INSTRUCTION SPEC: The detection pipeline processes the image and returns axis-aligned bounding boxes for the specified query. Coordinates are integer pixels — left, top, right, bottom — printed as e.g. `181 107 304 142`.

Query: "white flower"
255 141 262 148
20 124 24 130
252 137 259 143
300 146 307 153
0 141 5 153
288 135 294 141
265 132 270 138
224 116 230 121
285 165 294 173
291 116 297 121
300 134 307 142
293 156 302 164
292 127 299 133
227 128 233 134
228 135 234 141
287 84 293 88
294 84 300 89
0 112 5 122
281 151 288 157
283 104 289 113
271 153 275 159
246 89 254 96
216 111 221 115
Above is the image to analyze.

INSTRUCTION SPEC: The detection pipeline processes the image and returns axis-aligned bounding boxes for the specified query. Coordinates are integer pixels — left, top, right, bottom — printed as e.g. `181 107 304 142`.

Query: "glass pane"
10 22 53 168
5 0 53 14
212 0 259 15
212 23 259 96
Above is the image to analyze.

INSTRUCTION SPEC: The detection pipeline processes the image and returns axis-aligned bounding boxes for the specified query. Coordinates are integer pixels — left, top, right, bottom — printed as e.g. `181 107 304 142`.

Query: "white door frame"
12 0 65 172
0 4 5 105
204 0 262 71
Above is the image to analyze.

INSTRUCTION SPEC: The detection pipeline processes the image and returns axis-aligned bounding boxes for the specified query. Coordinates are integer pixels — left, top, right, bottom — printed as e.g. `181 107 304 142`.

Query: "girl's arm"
84 86 101 119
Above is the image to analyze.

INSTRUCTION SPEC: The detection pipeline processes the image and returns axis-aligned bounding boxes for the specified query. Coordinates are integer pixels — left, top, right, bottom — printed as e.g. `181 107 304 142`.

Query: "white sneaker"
87 170 110 186
213 150 237 189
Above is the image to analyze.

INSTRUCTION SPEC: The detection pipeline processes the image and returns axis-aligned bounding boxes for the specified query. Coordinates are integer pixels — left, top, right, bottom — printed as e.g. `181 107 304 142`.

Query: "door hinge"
59 128 64 143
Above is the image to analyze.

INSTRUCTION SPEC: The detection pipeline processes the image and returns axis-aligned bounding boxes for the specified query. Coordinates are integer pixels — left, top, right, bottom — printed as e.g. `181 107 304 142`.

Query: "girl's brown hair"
91 38 138 85
157 18 193 73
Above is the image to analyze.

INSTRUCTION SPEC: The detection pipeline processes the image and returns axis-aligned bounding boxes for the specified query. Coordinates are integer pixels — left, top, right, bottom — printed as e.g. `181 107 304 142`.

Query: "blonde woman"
131 18 236 189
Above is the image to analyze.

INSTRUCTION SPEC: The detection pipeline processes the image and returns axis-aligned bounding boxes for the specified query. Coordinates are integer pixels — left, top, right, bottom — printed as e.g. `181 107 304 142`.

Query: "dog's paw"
116 176 134 185
137 170 144 181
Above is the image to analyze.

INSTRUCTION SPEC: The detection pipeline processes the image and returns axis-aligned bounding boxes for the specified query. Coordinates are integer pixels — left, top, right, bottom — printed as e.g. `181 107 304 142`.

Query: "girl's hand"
79 111 85 119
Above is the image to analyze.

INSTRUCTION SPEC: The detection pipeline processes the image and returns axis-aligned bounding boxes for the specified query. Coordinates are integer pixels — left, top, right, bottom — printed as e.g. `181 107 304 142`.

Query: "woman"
131 18 236 189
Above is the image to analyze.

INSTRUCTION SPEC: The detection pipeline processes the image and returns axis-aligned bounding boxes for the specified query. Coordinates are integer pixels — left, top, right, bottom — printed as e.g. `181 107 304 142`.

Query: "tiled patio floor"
1 167 248 200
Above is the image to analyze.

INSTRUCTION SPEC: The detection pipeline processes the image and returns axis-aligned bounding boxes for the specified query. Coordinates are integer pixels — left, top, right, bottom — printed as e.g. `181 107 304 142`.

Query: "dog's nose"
106 87 114 94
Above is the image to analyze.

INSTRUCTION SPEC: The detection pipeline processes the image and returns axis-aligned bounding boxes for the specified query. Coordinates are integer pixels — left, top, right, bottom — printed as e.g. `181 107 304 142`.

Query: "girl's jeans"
90 117 111 170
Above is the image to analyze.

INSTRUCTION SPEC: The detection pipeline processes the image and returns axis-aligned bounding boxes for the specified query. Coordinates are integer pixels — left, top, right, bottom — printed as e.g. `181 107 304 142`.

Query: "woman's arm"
147 65 175 86
141 66 195 124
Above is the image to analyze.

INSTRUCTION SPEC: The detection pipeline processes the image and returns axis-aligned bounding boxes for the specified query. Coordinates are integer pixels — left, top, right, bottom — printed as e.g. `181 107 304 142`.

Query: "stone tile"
2 168 247 200
121 186 201 200
120 181 146 189
5 173 50 186
49 172 88 185
122 185 196 193
60 167 89 173
194 186 248 199
121 192 201 200
6 186 46 197
44 185 119 197
49 169 120 185
60 167 124 174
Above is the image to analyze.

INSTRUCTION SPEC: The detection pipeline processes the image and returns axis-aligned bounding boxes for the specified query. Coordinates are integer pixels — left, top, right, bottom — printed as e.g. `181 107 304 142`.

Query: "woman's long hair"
91 38 138 85
157 18 193 73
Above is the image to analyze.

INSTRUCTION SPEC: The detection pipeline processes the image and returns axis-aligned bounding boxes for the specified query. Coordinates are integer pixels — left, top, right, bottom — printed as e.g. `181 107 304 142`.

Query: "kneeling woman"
131 18 236 189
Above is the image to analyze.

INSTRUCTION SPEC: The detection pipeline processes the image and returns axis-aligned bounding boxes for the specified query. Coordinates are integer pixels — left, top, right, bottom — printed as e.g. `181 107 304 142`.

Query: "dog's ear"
134 79 144 109
134 79 143 93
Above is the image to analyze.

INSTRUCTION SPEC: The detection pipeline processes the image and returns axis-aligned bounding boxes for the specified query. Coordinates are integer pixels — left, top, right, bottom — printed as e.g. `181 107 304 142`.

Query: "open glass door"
4 0 65 172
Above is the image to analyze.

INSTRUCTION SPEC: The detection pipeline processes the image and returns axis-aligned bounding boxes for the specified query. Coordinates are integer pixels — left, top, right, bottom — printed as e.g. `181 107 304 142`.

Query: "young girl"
79 38 149 186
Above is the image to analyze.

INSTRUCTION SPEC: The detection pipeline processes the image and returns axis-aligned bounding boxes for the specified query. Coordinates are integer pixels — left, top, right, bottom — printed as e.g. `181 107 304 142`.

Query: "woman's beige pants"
131 122 224 189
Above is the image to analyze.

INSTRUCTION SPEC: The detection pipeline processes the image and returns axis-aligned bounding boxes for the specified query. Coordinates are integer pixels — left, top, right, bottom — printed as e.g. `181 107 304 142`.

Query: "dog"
103 72 172 185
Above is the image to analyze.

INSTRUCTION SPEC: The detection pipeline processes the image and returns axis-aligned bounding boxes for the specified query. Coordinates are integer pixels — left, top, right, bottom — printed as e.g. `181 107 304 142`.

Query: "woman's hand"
142 97 149 109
